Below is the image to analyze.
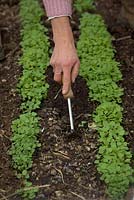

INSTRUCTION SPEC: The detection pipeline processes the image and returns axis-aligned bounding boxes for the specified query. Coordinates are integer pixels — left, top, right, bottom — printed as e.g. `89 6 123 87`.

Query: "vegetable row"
77 13 132 200
9 0 50 199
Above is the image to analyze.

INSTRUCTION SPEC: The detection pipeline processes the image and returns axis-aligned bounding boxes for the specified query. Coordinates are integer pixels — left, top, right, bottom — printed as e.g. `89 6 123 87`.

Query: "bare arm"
50 16 80 95
43 0 80 96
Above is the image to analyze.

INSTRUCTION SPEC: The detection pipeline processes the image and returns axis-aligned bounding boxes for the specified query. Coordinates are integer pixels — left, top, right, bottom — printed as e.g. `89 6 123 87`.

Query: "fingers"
50 48 80 97
53 67 62 83
71 61 80 83
50 56 62 83
62 66 71 95
51 62 80 96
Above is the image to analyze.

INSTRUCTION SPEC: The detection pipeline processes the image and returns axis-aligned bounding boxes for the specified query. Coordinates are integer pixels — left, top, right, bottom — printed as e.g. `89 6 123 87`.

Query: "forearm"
43 0 72 18
43 0 80 96
51 16 74 44
50 16 79 96
43 0 73 43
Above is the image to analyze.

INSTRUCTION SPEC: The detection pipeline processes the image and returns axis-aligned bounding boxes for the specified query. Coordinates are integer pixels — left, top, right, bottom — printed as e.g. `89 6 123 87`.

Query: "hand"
50 16 80 96
50 41 80 95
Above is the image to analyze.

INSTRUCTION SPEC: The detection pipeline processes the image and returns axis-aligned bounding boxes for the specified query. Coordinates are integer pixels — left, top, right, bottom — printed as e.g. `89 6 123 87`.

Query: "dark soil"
0 0 134 200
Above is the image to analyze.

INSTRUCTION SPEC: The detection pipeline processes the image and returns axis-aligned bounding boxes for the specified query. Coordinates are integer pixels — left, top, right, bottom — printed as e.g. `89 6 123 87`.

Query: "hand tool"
63 86 74 133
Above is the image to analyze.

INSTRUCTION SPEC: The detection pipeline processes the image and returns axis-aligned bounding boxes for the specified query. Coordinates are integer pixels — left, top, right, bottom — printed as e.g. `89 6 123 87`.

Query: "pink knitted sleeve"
43 0 72 18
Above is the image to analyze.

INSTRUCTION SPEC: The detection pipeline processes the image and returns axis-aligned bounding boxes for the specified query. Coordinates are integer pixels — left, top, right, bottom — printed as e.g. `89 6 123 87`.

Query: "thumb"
71 61 80 83
63 86 74 99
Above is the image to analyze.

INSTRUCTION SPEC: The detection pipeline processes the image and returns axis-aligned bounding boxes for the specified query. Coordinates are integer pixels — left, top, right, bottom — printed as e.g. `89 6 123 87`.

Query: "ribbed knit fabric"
43 0 72 18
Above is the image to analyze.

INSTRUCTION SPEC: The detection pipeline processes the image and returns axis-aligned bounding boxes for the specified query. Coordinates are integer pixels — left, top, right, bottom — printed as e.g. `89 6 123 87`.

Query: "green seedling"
10 0 50 199
74 0 95 13
77 13 132 199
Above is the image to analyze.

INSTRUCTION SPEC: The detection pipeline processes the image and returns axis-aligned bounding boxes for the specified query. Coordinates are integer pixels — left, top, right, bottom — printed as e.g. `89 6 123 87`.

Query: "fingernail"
62 90 66 95
72 78 75 83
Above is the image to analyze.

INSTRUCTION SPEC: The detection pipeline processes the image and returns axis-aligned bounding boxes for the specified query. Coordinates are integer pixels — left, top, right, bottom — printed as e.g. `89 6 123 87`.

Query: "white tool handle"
67 98 74 131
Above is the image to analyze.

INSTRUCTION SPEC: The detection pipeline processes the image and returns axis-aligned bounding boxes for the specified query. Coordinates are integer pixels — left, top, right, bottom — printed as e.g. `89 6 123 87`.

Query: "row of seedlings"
9 0 50 199
74 0 95 13
77 13 132 200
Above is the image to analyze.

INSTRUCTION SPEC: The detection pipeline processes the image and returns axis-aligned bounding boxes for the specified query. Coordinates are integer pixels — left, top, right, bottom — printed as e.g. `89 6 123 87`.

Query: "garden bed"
0 0 134 199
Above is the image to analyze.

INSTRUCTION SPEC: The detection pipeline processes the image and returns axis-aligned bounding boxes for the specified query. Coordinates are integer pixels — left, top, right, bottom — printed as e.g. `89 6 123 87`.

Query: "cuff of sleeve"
48 15 72 20
43 0 72 18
